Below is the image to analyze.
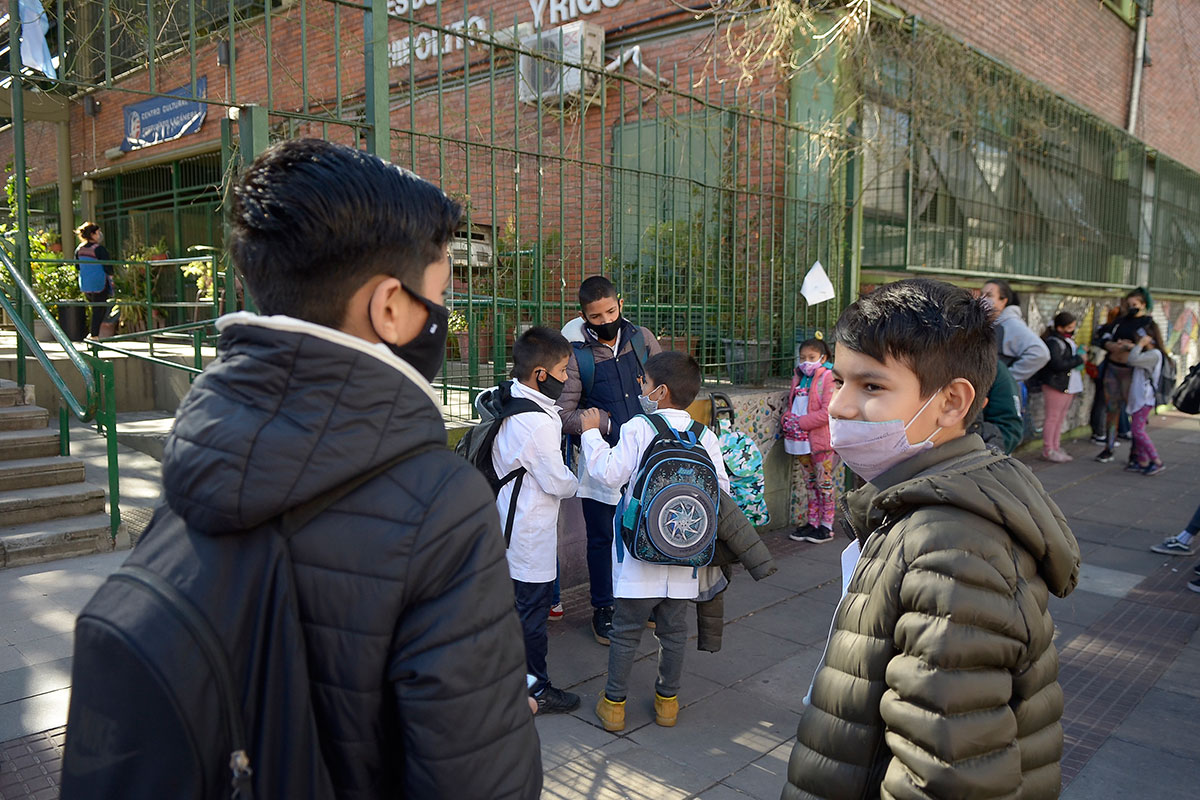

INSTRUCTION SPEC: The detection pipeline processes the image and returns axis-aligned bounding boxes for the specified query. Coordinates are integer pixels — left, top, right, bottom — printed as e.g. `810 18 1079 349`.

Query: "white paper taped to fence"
801 261 836 306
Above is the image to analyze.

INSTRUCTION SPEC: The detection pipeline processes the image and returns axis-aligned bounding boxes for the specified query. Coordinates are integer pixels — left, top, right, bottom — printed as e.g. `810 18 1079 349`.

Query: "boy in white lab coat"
492 327 581 713
580 351 730 732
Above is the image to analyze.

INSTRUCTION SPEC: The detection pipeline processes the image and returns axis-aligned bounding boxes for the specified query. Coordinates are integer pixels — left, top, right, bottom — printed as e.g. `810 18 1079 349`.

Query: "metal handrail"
0 244 122 541
0 248 98 422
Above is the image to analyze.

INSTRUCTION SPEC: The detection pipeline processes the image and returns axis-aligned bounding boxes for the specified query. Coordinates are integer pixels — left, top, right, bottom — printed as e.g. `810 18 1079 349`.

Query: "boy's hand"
580 408 605 432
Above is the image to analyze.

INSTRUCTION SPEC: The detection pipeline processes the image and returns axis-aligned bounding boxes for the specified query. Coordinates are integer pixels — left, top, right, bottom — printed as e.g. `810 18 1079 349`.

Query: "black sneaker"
1124 460 1143 472
534 685 581 714
1188 577 1200 595
789 524 817 542
592 606 614 646
1118 432 1133 441
804 526 835 544
1193 561 1200 577
1089 434 1107 445
1095 449 1115 463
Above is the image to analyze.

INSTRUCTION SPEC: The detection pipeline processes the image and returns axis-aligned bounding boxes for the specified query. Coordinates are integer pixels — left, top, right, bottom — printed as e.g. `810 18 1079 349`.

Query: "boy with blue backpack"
579 351 729 732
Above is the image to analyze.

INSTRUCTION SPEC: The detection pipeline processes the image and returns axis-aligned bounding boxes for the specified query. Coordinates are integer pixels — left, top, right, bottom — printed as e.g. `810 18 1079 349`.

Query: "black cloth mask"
586 317 623 342
374 287 449 382
537 373 565 401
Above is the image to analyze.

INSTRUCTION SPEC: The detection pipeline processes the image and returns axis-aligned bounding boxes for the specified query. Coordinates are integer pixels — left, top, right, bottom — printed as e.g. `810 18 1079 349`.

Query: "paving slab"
1061 738 1196 800
0 688 69 743
624 687 798 785
1078 546 1171 579
737 594 841 647
565 656 726 736
717 577 796 623
540 738 711 800
722 742 792 800
534 709 620 773
1103 688 1200 761
0 660 71 708
730 650 824 718
683 623 805 689
694 782 758 800
1048 589 1122 629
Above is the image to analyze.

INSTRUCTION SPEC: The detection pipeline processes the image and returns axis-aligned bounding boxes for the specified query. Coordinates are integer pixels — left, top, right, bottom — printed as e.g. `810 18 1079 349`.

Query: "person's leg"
1090 372 1107 438
651 598 690 699
1130 406 1161 467
552 560 561 607
1187 502 1200 535
512 580 554 693
581 498 616 610
84 290 105 337
814 453 838 531
604 597 654 701
800 455 818 528
1041 387 1069 454
1102 368 1122 448
1118 409 1131 438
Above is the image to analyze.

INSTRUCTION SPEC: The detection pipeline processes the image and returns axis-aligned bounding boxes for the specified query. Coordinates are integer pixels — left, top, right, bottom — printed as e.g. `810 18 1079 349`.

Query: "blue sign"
121 78 208 152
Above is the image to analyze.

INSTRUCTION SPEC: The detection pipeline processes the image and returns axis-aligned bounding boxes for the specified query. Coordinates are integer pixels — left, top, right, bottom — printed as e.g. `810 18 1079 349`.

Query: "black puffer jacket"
1034 333 1084 393
159 314 541 799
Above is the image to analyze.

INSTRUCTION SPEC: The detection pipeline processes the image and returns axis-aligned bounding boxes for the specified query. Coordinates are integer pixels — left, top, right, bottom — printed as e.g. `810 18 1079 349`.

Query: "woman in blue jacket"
74 222 114 337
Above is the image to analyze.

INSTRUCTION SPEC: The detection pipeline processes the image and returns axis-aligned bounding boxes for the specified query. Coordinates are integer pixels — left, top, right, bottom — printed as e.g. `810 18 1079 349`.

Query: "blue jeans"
512 580 554 694
1186 502 1200 536
581 498 615 609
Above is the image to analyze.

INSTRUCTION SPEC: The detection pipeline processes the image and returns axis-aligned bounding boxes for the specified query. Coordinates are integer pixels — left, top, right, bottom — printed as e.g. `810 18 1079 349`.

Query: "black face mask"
376 288 450 382
1126 307 1144 317
586 317 623 342
537 372 565 401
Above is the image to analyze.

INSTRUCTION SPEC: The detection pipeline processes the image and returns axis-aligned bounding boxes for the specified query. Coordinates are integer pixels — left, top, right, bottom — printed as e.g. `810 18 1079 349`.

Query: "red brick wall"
1134 0 1200 172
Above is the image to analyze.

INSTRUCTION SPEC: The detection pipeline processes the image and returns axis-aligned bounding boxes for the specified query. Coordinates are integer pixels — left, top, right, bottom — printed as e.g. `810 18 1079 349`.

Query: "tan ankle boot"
654 693 678 727
595 695 625 732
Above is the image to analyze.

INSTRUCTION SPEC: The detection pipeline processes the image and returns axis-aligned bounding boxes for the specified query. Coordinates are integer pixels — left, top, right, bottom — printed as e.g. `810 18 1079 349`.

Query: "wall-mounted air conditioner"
518 21 604 104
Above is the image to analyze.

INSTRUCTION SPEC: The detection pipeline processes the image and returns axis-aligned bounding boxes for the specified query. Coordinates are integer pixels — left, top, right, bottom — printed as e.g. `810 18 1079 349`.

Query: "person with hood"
782 278 1080 800
982 278 1050 382
65 140 542 799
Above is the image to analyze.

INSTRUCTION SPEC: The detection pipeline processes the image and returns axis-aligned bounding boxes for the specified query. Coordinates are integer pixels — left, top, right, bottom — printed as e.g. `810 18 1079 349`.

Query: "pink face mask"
796 361 822 377
828 390 945 481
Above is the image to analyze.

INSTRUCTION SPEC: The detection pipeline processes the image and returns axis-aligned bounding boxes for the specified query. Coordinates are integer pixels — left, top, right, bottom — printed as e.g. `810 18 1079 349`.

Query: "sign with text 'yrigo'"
121 78 208 153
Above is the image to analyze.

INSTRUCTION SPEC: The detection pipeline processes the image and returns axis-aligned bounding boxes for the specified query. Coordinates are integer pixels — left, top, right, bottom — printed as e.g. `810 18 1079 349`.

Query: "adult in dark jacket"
1035 311 1085 463
67 140 541 799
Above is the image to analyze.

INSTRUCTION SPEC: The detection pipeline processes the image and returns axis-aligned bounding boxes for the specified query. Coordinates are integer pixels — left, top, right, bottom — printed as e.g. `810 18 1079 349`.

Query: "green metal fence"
1150 155 1200 295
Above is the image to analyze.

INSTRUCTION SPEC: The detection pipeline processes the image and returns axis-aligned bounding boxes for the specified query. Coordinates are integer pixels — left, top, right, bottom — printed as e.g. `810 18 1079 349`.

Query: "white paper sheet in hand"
800 260 836 306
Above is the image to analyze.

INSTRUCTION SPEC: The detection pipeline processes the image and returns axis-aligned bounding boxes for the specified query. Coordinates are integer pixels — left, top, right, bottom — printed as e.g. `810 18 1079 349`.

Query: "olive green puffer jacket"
782 434 1080 800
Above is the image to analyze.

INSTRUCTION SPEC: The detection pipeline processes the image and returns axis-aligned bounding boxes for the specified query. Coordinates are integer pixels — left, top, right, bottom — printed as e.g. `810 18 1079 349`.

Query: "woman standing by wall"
1036 312 1085 463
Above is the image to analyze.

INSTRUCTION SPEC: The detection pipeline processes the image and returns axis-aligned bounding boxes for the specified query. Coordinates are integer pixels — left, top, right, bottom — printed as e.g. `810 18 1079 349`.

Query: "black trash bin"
57 304 89 341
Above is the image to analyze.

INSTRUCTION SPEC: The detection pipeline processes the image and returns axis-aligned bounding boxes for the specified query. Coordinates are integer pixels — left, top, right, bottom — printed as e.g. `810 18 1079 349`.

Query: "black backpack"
1173 361 1200 414
61 448 434 800
1156 352 1178 407
454 381 543 545
616 414 721 573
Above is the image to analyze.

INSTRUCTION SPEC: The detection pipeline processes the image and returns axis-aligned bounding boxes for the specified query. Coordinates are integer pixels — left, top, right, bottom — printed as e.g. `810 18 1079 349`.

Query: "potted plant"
31 254 87 341
448 309 469 361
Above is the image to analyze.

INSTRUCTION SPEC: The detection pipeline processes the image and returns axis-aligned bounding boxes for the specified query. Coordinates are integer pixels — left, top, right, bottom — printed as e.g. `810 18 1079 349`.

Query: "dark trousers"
604 597 689 701
512 579 554 694
1186 502 1200 536
1090 370 1130 438
84 289 112 337
581 498 616 609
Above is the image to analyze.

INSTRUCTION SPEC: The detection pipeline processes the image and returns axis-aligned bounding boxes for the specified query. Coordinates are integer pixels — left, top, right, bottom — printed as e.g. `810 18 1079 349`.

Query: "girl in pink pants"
1036 312 1084 462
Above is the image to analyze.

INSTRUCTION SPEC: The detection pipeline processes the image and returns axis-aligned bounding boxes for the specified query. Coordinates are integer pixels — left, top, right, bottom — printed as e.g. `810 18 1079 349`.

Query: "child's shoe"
789 524 817 542
804 526 835 544
1054 449 1073 462
595 694 626 732
654 693 679 727
548 602 564 621
1142 461 1165 476
592 606 614 645
534 686 580 714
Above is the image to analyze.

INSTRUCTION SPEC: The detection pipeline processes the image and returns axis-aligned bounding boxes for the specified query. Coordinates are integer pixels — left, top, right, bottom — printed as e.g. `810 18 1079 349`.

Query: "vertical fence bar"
9 0 31 390
364 0 390 160
59 406 70 456
101 362 120 542
264 0 273 111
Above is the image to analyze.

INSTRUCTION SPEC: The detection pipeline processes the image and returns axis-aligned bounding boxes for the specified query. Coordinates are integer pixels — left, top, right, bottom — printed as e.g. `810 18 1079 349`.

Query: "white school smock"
491 381 579 583
581 409 730 599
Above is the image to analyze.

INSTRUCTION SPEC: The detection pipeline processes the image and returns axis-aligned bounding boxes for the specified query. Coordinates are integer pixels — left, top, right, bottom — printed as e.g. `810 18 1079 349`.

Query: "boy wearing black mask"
557 276 662 644
490 327 581 713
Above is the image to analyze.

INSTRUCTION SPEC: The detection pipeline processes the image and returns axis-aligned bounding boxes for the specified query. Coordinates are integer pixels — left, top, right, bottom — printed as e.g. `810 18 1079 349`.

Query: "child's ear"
937 378 976 429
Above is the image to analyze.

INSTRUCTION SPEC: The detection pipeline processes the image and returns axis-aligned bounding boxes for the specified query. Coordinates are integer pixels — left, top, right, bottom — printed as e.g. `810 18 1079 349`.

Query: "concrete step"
0 405 50 432
0 513 120 568
0 456 86 492
0 482 106 526
0 429 60 461
0 378 22 408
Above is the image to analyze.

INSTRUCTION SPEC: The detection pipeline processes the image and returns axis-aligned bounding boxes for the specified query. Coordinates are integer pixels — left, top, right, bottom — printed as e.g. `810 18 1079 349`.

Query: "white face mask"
828 390 945 481
639 385 665 415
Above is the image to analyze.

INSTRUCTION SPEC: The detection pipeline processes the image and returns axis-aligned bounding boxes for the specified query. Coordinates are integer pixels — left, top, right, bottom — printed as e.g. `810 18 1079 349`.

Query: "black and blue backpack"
616 414 721 573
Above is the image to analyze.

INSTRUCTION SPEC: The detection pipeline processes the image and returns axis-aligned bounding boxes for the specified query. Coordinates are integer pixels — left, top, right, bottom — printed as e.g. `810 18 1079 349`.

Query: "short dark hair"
798 337 832 361
229 139 462 328
76 222 99 241
511 326 572 380
984 278 1019 308
834 278 997 425
578 276 618 309
644 351 701 408
1052 311 1076 329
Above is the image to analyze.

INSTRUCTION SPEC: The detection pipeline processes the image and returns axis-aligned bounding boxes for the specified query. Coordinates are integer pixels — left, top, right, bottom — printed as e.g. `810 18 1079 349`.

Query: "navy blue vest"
580 323 646 446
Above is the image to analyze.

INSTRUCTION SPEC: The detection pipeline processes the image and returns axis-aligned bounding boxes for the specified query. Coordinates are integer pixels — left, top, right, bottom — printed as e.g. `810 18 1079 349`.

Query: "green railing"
85 320 219 381
0 244 122 542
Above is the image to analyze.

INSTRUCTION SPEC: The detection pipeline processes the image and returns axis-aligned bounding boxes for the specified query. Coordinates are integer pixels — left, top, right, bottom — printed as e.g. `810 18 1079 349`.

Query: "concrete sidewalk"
2 413 1199 798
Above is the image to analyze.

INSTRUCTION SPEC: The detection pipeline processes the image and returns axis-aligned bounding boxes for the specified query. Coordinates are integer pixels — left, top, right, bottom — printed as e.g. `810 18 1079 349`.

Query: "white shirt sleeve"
519 417 579 500
581 418 648 490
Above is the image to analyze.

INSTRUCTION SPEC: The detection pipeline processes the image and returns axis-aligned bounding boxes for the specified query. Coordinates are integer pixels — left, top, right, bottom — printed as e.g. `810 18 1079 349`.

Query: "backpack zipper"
113 565 255 799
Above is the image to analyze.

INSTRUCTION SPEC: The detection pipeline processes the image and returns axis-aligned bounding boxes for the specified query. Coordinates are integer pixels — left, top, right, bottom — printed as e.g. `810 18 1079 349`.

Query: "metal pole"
10 0 31 388
363 0 390 161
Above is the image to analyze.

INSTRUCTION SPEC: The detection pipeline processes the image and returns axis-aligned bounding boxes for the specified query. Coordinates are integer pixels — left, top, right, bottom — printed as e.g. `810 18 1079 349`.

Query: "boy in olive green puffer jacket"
782 279 1080 800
